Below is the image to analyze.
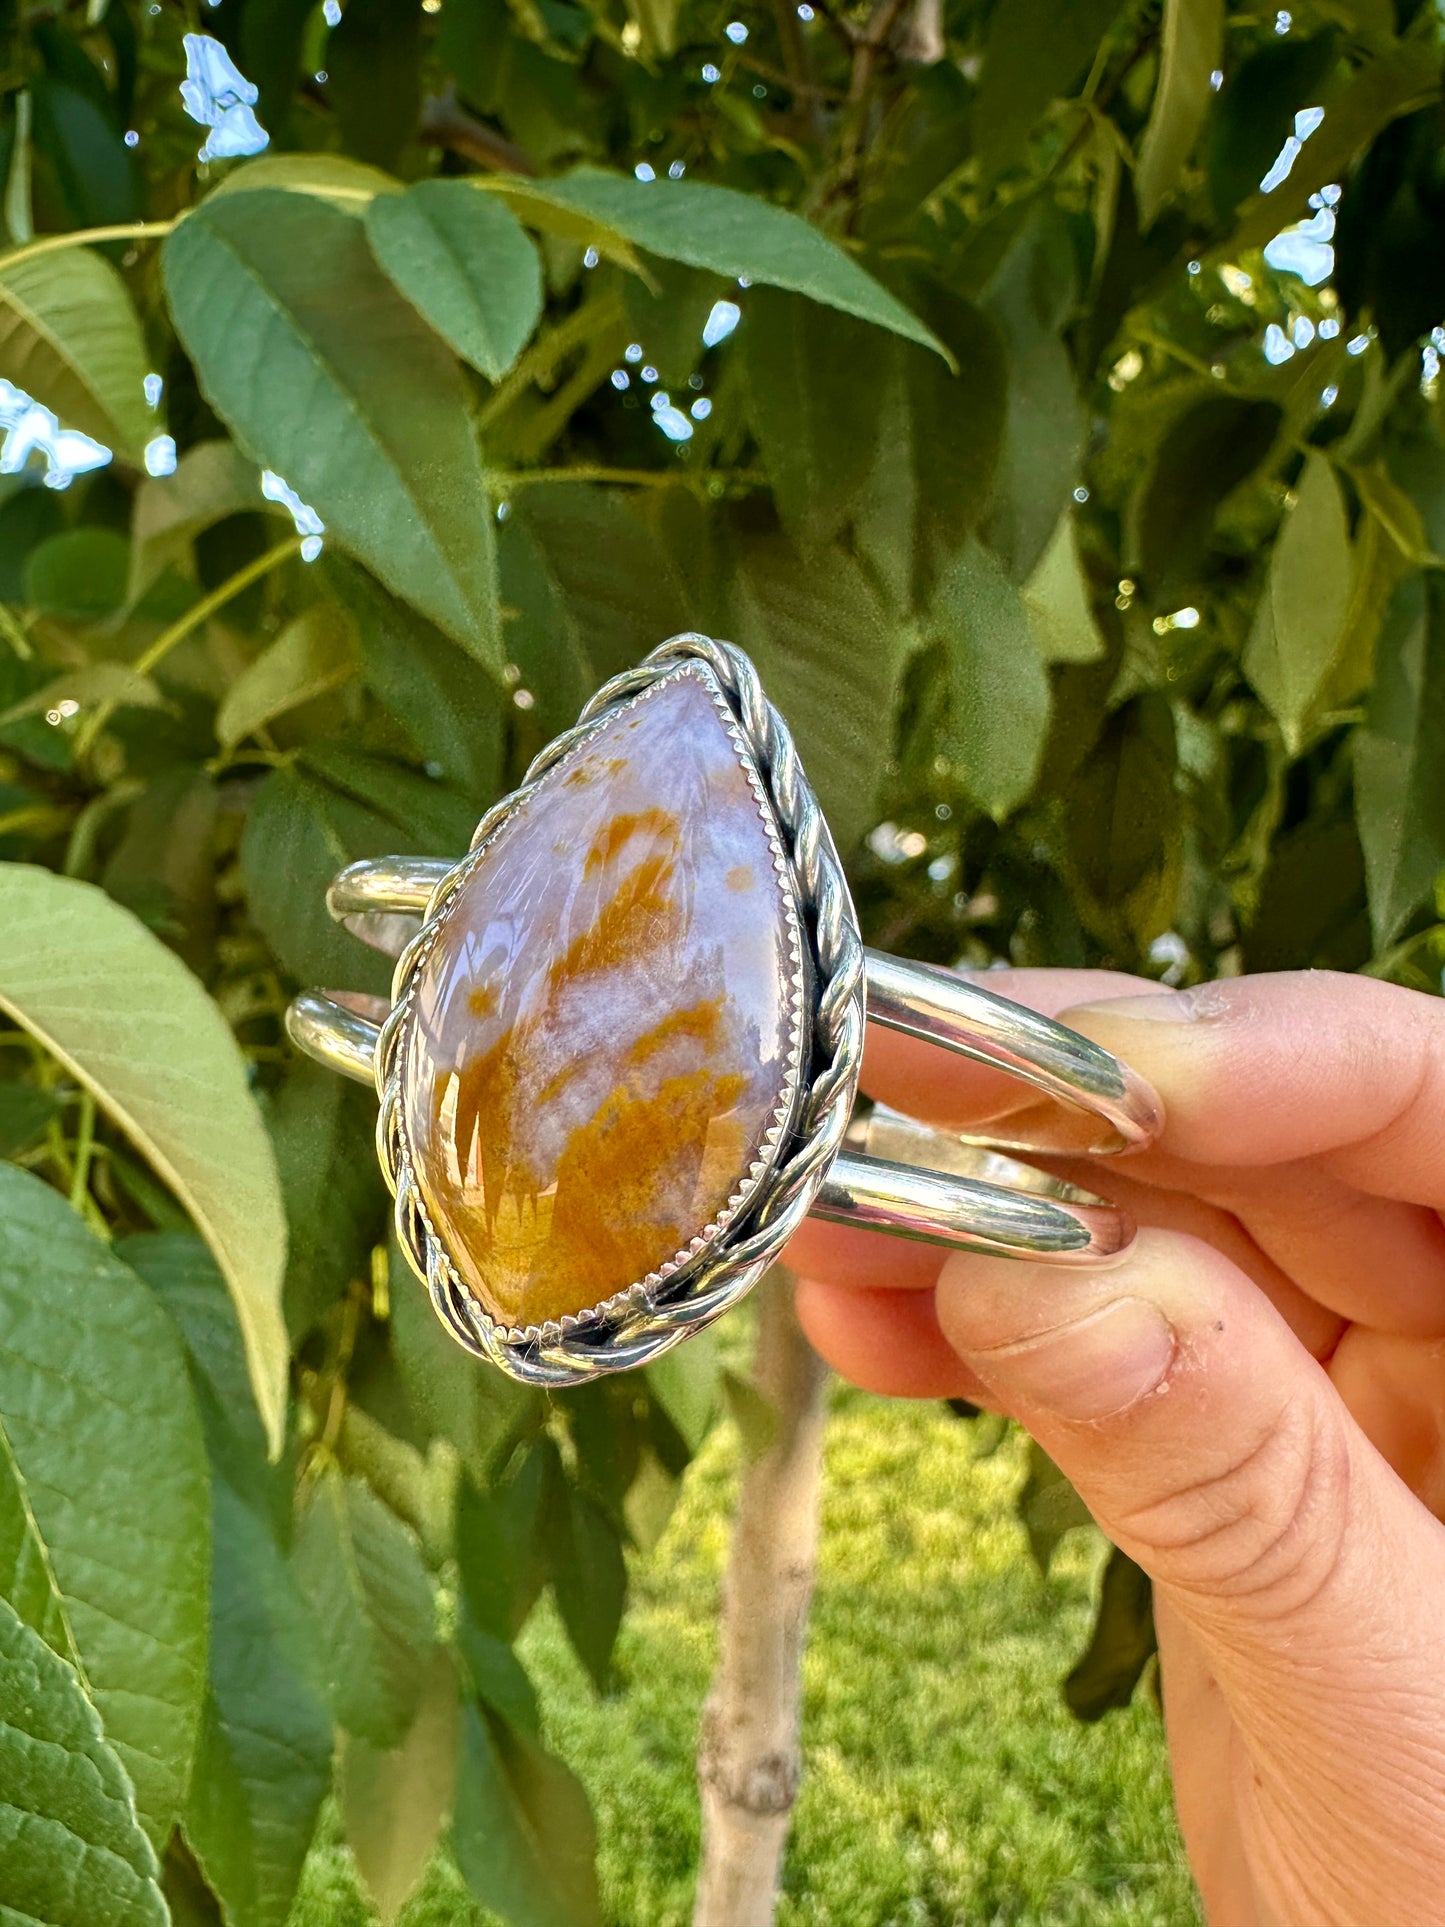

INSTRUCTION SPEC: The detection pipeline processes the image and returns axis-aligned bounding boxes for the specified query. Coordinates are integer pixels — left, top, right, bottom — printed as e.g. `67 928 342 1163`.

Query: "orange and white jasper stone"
401 664 804 1333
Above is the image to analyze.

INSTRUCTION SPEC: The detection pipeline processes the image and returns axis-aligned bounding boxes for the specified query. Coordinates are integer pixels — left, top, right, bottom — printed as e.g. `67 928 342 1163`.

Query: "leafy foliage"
0 0 1441 1921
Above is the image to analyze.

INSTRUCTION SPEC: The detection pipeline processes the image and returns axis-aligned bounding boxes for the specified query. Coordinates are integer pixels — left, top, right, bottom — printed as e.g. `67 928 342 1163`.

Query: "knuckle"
1116 1391 1351 1617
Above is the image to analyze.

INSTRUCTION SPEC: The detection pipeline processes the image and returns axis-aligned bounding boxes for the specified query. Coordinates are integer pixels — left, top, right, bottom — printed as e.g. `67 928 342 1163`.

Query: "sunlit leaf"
0 865 289 1455
1243 451 1352 753
211 151 401 210
1022 513 1106 664
341 1649 460 1926
0 244 151 459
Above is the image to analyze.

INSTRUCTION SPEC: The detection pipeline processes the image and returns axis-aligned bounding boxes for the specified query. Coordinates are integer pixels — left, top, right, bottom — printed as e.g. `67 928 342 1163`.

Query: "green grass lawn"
294 1390 1202 1927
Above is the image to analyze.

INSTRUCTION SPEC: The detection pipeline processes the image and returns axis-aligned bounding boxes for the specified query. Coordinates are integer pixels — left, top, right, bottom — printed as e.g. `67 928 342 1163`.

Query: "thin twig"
0 218 178 269
75 534 302 761
420 87 536 176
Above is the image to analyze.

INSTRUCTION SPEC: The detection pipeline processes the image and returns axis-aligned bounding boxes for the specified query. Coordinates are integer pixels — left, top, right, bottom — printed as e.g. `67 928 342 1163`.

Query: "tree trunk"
694 1269 830 1927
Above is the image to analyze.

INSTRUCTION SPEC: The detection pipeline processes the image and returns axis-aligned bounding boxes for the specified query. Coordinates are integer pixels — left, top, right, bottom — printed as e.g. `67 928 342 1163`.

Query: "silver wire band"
287 990 1133 1263
323 855 1161 1155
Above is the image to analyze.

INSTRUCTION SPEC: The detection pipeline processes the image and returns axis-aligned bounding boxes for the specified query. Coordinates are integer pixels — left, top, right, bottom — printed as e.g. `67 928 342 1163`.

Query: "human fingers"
860 966 1159 1142
1062 971 1445 1207
793 1276 999 1404
787 1172 1345 1359
933 1228 1445 1924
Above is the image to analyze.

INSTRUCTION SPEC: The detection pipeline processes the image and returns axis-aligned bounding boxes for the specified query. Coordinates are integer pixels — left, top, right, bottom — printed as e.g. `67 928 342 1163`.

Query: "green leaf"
0 864 289 1455
509 484 691 685
293 1467 436 1748
0 658 162 728
973 0 1128 178
1062 693 1182 937
0 1591 168 1927
1206 32 1340 224
0 1400 76 1665
211 152 401 211
163 188 502 667
726 532 912 853
1354 573 1445 947
366 182 543 382
0 1164 210 1848
331 556 505 802
30 76 138 231
185 1480 334 1927
551 1488 626 1691
490 169 947 357
646 1333 722 1454
1128 392 1282 589
0 244 151 459
742 288 885 552
132 1253 322 1927
215 602 357 749
933 537 1052 818
1016 1440 1095 1573
456 1445 559 1643
23 526 131 618
122 1231 274 1510
1227 36 1441 253
983 330 1083 581
855 285 1008 604
1021 513 1106 664
456 1617 541 1736
453 1700 602 1927
390 1243 534 1476
341 1649 460 1927
270 1060 389 1342
1134 0 1224 229
721 1370 778 1464
1064 1546 1157 1721
621 255 728 387
327 0 423 171
130 439 267 601
1243 452 1353 753
0 1079 59 1156
240 752 475 993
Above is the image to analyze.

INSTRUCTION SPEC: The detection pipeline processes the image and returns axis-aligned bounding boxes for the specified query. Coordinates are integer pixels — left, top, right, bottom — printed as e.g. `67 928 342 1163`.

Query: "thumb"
934 1231 1445 1903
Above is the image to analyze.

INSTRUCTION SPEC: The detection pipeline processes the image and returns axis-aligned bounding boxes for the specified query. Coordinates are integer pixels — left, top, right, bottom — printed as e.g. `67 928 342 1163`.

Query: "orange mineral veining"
401 665 803 1331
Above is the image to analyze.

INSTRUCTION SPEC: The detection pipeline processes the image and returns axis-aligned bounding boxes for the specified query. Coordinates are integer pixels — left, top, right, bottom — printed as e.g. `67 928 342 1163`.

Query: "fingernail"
1065 984 1230 1025
969 1296 1176 1422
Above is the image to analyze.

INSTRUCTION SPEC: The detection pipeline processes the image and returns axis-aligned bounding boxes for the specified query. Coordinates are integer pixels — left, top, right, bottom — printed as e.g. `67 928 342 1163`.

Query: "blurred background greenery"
0 0 1441 1921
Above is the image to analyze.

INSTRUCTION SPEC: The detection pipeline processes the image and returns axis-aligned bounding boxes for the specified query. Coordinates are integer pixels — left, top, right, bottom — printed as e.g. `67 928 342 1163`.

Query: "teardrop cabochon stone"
399 662 807 1336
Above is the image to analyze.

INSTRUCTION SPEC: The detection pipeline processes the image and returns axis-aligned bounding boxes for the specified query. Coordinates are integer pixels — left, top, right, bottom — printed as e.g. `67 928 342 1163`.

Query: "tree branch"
419 87 536 176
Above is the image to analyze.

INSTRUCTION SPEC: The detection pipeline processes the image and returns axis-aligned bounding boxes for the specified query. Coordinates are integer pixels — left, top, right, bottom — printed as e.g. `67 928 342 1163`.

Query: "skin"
784 969 1445 1927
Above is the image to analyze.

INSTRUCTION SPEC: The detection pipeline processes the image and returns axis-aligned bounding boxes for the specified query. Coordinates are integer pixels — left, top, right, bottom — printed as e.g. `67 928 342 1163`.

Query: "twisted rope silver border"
374 634 866 1385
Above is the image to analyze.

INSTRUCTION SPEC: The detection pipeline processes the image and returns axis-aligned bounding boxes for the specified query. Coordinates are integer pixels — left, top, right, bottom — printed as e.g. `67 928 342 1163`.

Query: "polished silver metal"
290 993 1132 1270
286 633 1159 1385
327 862 1159 1156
